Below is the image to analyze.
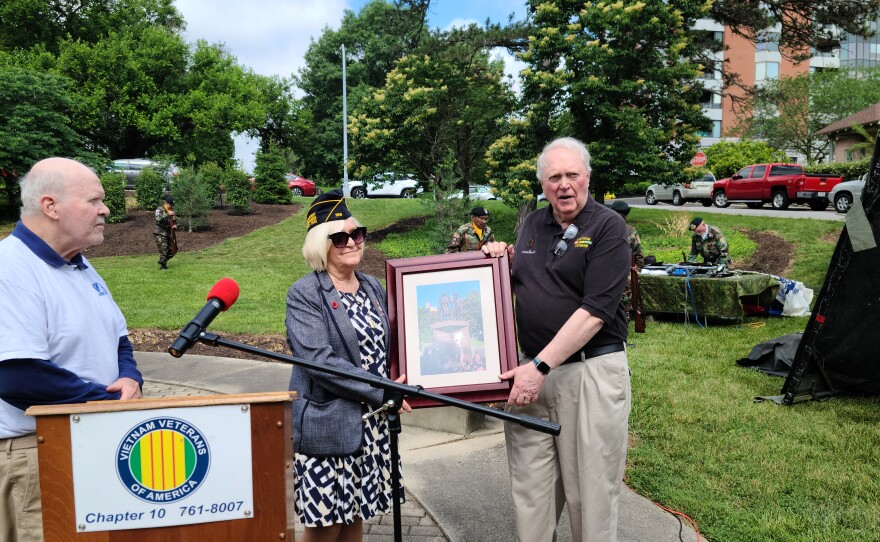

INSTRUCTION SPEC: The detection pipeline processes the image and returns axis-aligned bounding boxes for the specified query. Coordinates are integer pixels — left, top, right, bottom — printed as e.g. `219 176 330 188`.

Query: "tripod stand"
186 331 561 542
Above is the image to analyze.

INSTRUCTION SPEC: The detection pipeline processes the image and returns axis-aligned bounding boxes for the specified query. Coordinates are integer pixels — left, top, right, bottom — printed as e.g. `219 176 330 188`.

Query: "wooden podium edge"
27 391 296 417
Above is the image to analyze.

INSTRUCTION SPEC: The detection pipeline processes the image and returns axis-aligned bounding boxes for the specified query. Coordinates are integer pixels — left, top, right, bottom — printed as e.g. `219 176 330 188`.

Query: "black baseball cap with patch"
306 189 352 231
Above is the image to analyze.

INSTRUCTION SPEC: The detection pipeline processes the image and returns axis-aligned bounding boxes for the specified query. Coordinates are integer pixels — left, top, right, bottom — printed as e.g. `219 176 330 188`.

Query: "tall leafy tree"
709 0 880 62
0 63 84 217
171 41 266 164
0 64 82 174
297 0 430 182
52 26 189 157
350 25 515 189
491 0 711 206
733 67 880 164
0 0 184 53
248 76 312 164
48 30 265 165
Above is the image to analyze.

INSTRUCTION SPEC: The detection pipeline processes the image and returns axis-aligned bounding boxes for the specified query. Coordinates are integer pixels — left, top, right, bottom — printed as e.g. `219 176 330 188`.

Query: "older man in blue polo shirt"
0 157 143 542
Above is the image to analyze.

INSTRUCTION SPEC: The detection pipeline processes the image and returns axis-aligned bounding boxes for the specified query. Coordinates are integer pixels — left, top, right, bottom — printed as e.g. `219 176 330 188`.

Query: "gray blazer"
286 270 390 456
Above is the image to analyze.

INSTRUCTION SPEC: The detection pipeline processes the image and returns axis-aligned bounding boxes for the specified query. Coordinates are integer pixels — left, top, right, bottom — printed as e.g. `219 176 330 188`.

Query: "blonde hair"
302 217 365 272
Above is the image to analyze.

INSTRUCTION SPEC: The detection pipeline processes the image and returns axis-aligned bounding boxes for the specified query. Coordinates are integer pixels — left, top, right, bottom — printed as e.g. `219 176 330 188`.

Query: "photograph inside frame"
401 266 502 389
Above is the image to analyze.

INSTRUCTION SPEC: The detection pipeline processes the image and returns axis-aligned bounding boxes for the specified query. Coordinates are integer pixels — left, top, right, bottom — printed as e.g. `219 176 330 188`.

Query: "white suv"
343 172 422 199
645 172 716 207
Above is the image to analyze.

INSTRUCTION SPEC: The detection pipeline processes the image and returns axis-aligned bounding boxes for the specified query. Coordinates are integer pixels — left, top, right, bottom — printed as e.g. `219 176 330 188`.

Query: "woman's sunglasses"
328 227 367 248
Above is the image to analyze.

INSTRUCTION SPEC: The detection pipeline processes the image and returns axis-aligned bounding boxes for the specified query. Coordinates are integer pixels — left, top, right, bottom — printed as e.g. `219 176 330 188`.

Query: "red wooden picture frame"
385 251 518 408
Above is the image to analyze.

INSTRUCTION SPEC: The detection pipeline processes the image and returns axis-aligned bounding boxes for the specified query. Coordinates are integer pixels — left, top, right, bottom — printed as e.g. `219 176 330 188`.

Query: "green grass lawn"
5 199 876 541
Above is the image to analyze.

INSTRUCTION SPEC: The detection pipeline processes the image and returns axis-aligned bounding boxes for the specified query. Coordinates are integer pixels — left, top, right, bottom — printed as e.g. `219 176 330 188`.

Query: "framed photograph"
386 251 518 408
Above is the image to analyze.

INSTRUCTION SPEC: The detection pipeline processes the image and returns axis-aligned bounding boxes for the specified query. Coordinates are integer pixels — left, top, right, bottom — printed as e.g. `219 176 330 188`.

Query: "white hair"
536 137 592 180
19 167 67 217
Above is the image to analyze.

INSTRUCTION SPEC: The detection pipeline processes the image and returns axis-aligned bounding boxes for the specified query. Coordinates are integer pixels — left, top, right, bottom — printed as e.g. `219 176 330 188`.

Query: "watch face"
533 358 550 374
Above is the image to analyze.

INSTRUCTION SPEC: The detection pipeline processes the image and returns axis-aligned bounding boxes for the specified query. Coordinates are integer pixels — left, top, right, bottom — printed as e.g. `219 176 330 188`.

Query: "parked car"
111 158 178 189
645 172 716 207
711 163 842 210
285 173 318 197
448 184 497 200
342 172 422 199
829 174 867 213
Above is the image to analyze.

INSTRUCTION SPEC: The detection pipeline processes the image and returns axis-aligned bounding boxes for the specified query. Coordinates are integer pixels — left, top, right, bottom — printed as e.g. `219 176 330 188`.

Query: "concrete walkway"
137 351 702 541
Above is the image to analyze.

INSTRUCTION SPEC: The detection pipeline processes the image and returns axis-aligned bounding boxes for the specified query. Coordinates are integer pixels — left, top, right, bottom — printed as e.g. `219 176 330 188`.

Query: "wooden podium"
27 392 294 541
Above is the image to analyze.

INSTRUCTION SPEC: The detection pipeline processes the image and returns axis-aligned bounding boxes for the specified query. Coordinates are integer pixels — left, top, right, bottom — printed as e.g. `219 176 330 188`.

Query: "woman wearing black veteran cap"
286 188 411 541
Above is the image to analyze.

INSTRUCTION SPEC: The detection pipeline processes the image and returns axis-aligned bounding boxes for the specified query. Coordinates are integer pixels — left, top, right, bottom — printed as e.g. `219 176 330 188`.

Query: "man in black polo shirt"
483 137 631 542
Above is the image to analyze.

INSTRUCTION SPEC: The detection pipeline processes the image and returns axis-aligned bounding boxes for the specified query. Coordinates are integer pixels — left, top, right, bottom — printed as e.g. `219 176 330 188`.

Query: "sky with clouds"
172 0 527 171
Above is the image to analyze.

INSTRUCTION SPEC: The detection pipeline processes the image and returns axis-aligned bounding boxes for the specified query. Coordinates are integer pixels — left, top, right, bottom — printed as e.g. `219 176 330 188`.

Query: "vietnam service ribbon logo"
116 417 210 503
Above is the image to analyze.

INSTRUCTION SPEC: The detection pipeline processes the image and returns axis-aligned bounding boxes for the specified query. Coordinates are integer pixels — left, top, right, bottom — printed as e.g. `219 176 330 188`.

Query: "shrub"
621 180 651 196
199 161 225 207
171 168 212 232
703 140 788 179
804 158 870 180
135 167 166 210
225 168 252 215
252 144 291 204
100 171 127 223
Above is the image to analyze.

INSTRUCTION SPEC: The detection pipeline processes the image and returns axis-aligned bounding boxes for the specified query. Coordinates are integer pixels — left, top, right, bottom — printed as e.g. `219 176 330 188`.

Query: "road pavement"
620 196 846 221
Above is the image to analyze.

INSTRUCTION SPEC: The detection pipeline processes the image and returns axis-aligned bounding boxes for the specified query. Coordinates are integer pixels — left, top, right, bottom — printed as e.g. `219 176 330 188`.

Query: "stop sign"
690 151 707 167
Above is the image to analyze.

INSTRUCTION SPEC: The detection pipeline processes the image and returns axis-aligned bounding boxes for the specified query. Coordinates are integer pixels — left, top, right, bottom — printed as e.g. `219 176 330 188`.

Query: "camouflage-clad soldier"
154 195 177 269
608 200 644 313
446 206 495 253
687 217 731 267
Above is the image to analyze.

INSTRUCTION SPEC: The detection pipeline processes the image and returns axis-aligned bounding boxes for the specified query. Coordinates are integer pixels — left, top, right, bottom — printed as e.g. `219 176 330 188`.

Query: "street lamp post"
341 44 348 184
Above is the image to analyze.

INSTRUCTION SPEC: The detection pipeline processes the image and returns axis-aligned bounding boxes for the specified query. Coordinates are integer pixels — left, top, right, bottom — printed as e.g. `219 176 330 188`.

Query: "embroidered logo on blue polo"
573 237 592 249
92 282 109 296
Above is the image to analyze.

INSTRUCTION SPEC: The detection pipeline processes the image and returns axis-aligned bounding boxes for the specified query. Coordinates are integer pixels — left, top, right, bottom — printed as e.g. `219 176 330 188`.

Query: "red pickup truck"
712 163 843 210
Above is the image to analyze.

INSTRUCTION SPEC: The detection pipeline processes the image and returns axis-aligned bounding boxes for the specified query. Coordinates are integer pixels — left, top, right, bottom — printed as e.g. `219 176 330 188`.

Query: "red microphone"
168 278 240 357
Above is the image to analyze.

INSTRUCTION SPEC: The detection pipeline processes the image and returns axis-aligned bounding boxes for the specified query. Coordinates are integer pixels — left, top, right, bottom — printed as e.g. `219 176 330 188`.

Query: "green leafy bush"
804 158 870 180
225 168 252 215
199 161 225 207
135 167 166 210
252 145 291 204
100 171 127 223
703 140 788 179
171 168 212 232
621 180 651 196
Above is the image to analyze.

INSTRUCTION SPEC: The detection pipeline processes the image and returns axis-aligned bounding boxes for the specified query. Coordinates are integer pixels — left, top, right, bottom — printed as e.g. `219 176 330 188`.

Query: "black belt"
561 343 626 365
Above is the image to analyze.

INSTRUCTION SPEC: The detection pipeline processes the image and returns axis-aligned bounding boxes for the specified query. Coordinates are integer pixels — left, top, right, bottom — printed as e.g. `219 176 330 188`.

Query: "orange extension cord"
653 501 702 542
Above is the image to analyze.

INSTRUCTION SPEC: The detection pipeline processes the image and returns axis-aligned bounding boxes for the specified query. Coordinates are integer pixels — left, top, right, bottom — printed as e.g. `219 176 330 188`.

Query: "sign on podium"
27 392 294 541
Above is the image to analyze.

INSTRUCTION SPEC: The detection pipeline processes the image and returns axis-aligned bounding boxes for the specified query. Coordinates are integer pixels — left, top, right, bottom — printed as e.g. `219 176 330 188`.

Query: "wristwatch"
532 356 551 375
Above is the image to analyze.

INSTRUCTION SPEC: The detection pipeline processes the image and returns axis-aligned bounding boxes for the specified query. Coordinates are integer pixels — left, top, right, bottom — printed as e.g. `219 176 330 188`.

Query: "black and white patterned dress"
293 286 403 527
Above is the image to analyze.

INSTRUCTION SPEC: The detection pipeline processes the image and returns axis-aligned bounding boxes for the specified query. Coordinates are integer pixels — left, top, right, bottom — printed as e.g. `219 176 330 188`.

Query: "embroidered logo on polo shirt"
573 237 592 249
92 282 109 296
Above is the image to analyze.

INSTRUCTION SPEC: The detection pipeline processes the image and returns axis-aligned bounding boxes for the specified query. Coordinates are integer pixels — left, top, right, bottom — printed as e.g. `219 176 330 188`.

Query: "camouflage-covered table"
639 272 779 321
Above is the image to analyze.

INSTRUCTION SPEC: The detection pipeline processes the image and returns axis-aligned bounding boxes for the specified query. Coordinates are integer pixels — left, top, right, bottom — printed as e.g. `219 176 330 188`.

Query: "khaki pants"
1 438 44 542
504 351 631 542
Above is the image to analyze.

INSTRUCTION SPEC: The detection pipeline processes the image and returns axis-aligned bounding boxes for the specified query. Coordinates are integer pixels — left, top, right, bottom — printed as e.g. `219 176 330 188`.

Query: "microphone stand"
191 331 561 542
